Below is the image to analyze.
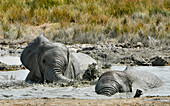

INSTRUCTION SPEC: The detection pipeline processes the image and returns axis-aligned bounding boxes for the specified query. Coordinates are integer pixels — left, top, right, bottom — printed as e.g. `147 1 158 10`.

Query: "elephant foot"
134 89 143 98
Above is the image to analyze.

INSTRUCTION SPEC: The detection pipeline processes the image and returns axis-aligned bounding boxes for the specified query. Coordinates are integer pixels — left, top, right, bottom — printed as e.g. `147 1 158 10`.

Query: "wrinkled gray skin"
95 67 163 96
21 35 96 83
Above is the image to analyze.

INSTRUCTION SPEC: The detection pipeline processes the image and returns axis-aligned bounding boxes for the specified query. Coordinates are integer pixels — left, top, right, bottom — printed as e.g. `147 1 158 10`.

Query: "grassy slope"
0 0 169 44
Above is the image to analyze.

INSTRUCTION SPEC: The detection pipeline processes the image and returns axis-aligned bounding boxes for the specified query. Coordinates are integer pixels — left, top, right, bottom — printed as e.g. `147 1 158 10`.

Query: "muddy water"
0 56 169 99
0 56 21 65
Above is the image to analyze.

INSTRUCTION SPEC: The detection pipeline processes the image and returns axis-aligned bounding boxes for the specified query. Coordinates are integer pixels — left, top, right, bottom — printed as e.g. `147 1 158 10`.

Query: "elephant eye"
43 59 46 64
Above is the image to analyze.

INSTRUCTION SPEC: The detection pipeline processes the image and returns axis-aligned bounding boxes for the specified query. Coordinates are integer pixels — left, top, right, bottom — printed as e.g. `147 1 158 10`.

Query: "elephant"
95 66 163 96
20 35 96 83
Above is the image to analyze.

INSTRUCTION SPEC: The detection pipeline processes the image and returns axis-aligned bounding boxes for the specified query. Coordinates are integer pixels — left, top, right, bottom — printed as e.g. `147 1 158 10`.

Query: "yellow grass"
0 0 169 43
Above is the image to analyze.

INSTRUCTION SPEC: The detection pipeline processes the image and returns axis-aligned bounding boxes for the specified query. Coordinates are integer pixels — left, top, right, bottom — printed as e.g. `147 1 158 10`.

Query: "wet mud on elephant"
20 35 96 83
95 66 164 96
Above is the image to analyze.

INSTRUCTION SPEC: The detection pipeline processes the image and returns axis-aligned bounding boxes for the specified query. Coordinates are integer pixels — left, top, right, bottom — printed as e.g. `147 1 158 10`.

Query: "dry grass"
0 0 169 44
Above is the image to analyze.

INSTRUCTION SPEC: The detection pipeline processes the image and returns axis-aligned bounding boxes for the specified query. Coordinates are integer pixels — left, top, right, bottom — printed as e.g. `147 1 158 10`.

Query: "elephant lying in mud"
21 35 96 83
95 66 163 96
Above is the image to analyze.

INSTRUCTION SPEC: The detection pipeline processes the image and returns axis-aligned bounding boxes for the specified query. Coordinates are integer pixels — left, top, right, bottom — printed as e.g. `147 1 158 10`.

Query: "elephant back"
124 66 163 89
72 52 97 75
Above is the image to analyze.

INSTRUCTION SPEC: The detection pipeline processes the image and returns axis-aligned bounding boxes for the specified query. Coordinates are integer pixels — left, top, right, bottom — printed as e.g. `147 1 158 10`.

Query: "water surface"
0 56 169 99
0 56 21 65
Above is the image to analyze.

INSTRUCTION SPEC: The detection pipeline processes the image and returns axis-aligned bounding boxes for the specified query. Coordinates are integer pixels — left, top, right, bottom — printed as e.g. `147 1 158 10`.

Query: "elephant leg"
25 71 43 83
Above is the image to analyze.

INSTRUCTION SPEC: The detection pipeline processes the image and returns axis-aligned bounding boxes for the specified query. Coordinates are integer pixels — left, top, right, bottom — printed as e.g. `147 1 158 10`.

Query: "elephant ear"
20 35 50 82
64 50 80 80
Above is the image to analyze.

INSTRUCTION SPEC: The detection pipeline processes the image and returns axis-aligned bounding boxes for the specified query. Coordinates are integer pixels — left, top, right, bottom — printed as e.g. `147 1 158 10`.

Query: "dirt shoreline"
0 38 169 71
0 96 170 106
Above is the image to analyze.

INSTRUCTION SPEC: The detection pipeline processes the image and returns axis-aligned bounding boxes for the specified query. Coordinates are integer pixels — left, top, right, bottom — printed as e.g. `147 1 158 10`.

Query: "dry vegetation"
0 0 169 44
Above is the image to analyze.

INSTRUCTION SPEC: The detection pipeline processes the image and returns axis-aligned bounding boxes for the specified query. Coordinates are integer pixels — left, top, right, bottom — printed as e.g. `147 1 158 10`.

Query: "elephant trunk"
51 59 72 83
52 68 72 82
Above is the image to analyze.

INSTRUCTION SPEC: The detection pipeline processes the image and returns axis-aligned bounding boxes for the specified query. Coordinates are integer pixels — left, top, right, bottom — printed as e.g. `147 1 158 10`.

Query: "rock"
150 56 168 66
82 46 95 51
131 54 150 66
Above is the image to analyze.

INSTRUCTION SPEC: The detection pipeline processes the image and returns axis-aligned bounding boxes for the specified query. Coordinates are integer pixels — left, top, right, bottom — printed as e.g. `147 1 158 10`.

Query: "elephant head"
95 71 132 96
21 35 79 83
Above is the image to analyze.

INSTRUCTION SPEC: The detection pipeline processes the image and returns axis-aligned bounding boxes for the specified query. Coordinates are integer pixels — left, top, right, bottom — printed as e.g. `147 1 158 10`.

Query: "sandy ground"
0 96 169 106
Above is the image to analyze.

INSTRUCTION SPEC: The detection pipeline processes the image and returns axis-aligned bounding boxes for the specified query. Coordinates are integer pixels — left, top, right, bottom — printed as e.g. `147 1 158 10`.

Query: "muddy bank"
0 55 25 71
0 39 28 56
0 38 169 71
0 62 25 71
68 42 169 66
78 44 170 66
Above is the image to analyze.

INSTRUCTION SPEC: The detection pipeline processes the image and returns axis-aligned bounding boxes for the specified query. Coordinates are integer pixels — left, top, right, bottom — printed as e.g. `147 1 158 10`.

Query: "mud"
0 39 169 67
0 65 169 100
